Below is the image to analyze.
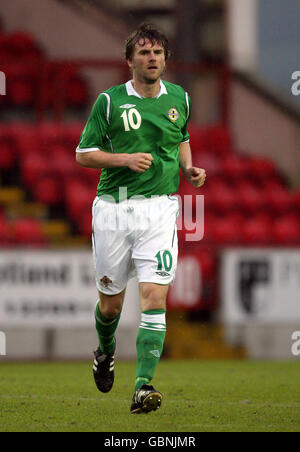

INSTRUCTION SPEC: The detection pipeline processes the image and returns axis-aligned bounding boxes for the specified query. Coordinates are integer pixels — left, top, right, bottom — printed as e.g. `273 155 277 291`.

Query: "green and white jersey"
77 80 191 202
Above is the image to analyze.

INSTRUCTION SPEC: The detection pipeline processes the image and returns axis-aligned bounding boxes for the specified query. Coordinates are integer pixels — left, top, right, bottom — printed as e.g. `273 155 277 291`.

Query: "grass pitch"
0 359 299 432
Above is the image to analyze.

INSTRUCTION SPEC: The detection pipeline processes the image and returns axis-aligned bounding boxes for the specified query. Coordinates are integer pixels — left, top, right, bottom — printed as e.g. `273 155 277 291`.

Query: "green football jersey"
77 80 191 202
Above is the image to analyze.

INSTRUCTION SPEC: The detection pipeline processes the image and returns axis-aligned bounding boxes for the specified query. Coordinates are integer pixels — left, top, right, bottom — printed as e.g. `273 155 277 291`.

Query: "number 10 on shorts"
155 250 173 272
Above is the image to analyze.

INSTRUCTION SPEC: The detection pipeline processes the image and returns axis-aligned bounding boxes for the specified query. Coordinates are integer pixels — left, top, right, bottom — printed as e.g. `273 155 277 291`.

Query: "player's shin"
95 300 120 354
135 309 166 391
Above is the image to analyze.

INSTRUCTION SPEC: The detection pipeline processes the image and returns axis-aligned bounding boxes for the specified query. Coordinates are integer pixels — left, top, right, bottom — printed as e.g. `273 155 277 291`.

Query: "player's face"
128 38 166 84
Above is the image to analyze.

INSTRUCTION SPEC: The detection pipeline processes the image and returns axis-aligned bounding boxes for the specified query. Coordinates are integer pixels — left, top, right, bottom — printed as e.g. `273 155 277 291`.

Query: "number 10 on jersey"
121 108 142 131
155 250 173 272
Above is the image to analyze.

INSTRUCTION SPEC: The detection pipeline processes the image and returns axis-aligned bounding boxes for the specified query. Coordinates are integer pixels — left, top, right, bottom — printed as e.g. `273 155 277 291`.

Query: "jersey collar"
125 80 168 99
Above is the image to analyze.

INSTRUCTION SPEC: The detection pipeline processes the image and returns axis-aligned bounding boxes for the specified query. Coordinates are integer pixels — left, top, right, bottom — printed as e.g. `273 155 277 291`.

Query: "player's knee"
140 285 166 310
98 290 124 319
100 304 122 319
98 298 122 319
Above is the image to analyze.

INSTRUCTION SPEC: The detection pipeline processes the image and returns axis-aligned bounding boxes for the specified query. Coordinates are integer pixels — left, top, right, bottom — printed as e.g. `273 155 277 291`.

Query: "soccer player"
76 24 206 414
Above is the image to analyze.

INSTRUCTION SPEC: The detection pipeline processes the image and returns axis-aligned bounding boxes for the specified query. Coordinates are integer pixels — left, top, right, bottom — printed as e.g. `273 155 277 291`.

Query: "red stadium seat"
63 123 84 149
12 218 46 245
4 62 39 108
77 166 101 187
0 125 11 141
178 172 192 195
196 246 216 277
77 209 93 237
65 181 94 220
189 124 232 155
188 123 207 152
9 122 36 156
248 156 276 178
0 140 15 170
8 78 35 107
221 155 250 184
0 89 6 107
272 217 300 245
265 186 294 216
238 182 266 214
33 177 62 206
0 217 11 245
210 215 244 245
21 153 53 187
65 76 89 108
262 176 285 192
205 179 239 214
49 143 71 159
292 190 300 218
0 35 12 62
205 124 232 156
51 152 79 179
4 31 43 61
242 215 272 245
37 122 65 147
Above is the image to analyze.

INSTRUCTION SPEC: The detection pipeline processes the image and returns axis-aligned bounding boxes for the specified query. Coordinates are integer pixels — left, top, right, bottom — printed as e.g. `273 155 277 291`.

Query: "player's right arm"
76 150 153 173
76 93 153 172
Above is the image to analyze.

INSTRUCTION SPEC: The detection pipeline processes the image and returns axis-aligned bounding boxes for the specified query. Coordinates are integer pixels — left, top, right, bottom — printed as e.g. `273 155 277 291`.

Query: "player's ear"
127 59 134 75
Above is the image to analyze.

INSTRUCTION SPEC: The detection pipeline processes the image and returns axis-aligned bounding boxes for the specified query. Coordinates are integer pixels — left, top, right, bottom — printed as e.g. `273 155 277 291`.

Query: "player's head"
125 23 170 62
125 24 170 84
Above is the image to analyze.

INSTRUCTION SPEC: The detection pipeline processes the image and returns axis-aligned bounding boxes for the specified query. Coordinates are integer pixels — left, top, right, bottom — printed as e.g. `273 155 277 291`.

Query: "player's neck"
131 77 161 98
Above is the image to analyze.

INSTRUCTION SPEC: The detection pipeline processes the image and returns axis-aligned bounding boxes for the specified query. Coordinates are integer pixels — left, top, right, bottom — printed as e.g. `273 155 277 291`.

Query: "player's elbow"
76 152 89 167
76 151 103 169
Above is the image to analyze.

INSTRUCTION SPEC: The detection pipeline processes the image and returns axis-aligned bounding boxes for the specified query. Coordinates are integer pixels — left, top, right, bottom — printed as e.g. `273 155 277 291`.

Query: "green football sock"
134 309 166 392
95 300 120 355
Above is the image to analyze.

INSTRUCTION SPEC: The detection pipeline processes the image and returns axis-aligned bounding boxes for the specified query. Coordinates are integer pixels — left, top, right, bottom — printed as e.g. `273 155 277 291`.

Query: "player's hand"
184 167 206 188
127 153 154 173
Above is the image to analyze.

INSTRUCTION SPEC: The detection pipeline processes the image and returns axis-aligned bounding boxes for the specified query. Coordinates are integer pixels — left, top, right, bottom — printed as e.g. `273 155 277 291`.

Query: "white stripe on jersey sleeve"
76 147 100 153
185 92 190 120
101 92 111 124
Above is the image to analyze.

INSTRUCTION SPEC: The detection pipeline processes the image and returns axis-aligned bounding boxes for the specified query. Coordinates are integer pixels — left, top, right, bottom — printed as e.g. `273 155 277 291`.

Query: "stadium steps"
52 235 91 248
0 187 48 221
165 313 246 359
0 186 25 205
41 220 71 244
5 201 48 219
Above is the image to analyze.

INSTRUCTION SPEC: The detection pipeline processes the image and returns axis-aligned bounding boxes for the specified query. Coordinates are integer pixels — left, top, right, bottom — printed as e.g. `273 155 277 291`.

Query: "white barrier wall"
221 249 300 359
0 249 140 359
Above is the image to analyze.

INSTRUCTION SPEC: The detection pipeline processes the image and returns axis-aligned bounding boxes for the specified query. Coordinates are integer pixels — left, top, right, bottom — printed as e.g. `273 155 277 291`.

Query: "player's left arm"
179 141 206 188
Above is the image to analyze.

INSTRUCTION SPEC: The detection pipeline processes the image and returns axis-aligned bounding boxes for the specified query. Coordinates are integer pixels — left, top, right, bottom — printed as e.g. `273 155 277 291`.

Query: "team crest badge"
167 107 179 122
100 276 112 288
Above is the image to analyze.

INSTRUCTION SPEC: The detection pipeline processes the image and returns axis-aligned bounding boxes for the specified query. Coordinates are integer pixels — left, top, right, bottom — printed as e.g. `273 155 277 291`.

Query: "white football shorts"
92 194 179 295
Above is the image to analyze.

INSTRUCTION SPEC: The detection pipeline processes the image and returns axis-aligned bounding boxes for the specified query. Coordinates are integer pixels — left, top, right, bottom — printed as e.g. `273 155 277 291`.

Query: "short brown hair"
125 23 170 61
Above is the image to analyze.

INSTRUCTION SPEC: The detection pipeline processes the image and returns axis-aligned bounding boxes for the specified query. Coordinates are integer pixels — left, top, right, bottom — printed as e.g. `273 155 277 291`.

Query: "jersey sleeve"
181 92 191 143
76 93 110 152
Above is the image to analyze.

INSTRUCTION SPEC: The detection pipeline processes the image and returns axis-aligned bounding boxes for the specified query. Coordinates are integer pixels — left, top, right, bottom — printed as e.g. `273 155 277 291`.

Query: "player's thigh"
133 196 179 286
92 198 134 295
